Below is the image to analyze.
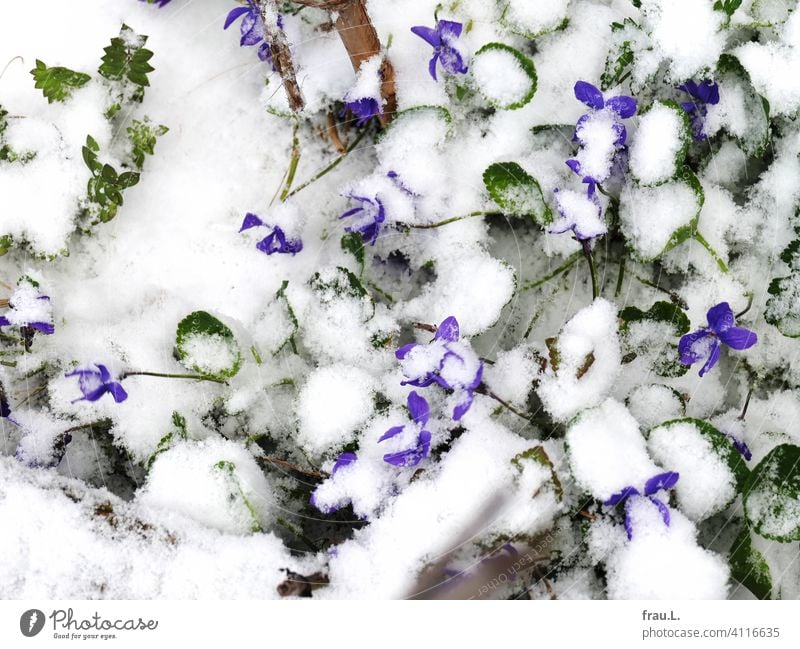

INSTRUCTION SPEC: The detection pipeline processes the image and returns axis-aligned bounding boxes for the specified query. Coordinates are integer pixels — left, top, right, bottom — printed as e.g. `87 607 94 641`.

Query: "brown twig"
259 0 305 111
258 455 328 479
326 112 347 153
412 321 438 333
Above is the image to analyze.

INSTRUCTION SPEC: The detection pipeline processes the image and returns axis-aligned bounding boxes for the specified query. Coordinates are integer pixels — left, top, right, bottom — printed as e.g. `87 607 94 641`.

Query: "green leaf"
341 232 365 270
765 275 800 338
175 311 242 380
499 2 568 39
274 280 299 355
98 25 154 96
729 528 773 599
714 0 743 18
619 301 691 335
212 461 262 533
715 55 770 156
117 171 140 189
0 235 12 256
744 444 800 542
473 43 537 110
601 19 638 91
511 445 563 501
126 119 168 169
30 60 91 103
482 161 551 225
630 101 692 186
147 411 189 470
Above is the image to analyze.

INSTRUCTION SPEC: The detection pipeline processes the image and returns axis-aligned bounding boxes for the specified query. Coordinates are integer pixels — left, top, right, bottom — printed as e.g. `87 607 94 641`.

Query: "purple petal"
439 46 468 75
434 316 460 342
29 322 54 335
224 6 250 30
240 13 264 46
438 20 463 41
678 329 714 366
418 429 431 458
733 439 753 461
339 206 364 220
565 159 581 174
96 364 112 383
428 52 440 81
698 339 722 377
623 498 636 540
643 471 679 495
603 486 640 506
572 114 589 141
378 425 405 443
332 452 357 475
395 342 419 360
239 212 264 232
452 390 474 421
0 316 10 327
718 326 757 351
80 385 110 403
383 448 419 467
407 391 429 426
706 302 734 334
648 496 671 527
612 121 627 147
574 81 604 110
108 382 128 403
411 25 442 48
605 95 637 118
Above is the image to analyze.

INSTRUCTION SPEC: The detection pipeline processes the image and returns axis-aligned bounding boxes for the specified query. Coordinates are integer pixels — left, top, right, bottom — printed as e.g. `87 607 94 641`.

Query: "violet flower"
677 80 719 140
604 472 679 540
239 213 303 255
340 193 385 245
549 187 606 241
310 452 357 513
378 391 432 467
566 81 637 194
678 302 757 377
345 97 383 127
396 316 483 421
224 2 282 64
726 432 752 461
139 0 172 6
0 283 54 336
65 364 128 404
411 20 468 81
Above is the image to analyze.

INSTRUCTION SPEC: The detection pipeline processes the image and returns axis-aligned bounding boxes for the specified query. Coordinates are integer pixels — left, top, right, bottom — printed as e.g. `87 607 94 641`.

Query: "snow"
619 178 701 260
629 102 686 185
502 0 570 37
472 46 533 109
648 421 738 521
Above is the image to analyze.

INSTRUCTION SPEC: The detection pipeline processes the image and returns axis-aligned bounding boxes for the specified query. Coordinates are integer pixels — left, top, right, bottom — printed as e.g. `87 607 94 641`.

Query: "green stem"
279 120 301 202
408 211 495 230
693 231 729 273
582 240 599 300
736 293 754 319
615 254 626 298
480 387 534 423
121 371 227 385
632 272 687 309
521 252 580 292
285 127 369 200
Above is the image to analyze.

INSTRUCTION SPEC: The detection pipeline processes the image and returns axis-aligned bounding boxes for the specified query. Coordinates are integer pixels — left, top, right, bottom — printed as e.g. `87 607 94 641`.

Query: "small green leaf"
715 54 770 156
176 311 242 380
744 443 800 542
98 25 154 97
765 275 800 338
126 118 168 169
0 235 12 256
729 528 773 599
341 232 365 270
619 301 691 335
473 43 537 110
30 60 91 103
511 446 563 501
483 161 551 225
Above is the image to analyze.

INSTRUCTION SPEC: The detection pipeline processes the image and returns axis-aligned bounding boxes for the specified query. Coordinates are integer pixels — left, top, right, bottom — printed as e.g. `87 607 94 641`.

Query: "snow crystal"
179 333 239 377
502 0 570 37
626 384 685 431
472 47 532 109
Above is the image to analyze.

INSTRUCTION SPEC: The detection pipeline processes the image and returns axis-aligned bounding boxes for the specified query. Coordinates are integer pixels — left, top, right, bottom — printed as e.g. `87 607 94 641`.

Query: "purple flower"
345 97 383 127
139 0 172 6
677 80 719 140
239 213 303 255
378 391 432 467
678 302 757 377
224 2 282 64
65 364 128 404
0 282 55 349
411 20 468 81
340 193 386 245
396 316 483 421
310 452 357 513
604 472 679 540
566 81 637 193
726 432 752 461
549 187 606 241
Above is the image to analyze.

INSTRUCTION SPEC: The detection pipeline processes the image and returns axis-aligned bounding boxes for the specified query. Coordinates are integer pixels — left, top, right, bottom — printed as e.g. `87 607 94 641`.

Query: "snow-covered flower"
239 213 303 255
0 280 54 336
678 302 757 377
340 193 386 245
604 472 679 540
410 20 468 81
224 1 281 63
567 81 636 193
726 432 752 461
550 187 606 241
378 391 432 467
345 97 383 127
310 452 357 513
677 80 719 140
65 364 128 404
396 316 483 421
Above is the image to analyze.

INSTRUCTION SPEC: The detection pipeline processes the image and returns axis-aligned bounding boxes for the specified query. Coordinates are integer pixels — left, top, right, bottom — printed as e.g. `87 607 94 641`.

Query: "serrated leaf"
619 301 691 335
176 311 242 380
30 60 91 103
729 528 773 599
473 43 537 110
744 443 800 542
715 54 770 156
629 100 692 186
483 161 551 225
511 445 563 501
